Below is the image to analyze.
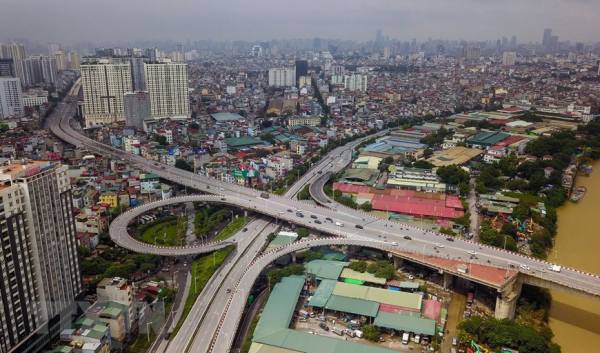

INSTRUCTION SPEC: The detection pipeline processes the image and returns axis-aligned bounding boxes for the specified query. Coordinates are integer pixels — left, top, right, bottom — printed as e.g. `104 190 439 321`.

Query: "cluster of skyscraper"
79 46 189 129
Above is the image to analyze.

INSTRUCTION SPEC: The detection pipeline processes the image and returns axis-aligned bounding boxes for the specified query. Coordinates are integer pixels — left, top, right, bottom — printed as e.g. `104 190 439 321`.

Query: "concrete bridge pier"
443 272 453 290
393 257 404 269
244 210 248 218
291 252 297 264
495 280 522 319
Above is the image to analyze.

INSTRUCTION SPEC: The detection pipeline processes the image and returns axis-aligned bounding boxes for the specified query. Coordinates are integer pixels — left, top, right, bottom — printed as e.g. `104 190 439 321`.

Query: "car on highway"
220 198 226 201
520 264 530 270
355 224 363 229
446 237 455 242
404 236 412 240
310 215 317 219
297 213 304 218
326 200 332 203
287 209 293 212
242 228 248 232
314 220 322 224
537 267 546 273
435 243 444 248
468 251 477 255
161 166 166 170
325 217 332 221
226 288 231 293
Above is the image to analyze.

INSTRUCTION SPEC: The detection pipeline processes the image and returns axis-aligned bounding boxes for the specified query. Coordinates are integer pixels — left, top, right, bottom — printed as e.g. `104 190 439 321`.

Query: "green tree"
300 250 322 262
459 182 470 196
260 133 276 144
423 148 434 158
362 324 380 342
158 288 177 302
411 160 435 169
175 159 193 172
360 202 373 211
153 133 167 146
297 228 309 239
512 204 532 221
349 260 367 273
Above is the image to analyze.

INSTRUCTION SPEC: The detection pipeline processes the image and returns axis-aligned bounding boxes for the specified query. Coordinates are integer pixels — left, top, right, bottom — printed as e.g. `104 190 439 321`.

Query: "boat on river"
571 186 587 203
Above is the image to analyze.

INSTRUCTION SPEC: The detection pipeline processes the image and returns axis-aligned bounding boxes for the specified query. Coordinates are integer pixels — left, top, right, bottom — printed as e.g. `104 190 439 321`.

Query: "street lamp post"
146 321 153 342
503 235 507 250
422 244 428 261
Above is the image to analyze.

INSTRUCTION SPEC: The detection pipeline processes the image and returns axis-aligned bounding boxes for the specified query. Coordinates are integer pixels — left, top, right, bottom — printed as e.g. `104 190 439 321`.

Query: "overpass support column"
495 280 522 319
393 256 404 269
443 272 453 290
244 210 248 218
291 252 297 264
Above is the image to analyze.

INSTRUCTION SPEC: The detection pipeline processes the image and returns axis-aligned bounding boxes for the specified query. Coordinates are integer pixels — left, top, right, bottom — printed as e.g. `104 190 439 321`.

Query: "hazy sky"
1 0 599 45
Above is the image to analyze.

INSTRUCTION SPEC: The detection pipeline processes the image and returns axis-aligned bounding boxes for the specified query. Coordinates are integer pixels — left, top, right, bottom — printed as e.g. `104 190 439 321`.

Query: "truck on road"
549 265 562 272
332 328 344 336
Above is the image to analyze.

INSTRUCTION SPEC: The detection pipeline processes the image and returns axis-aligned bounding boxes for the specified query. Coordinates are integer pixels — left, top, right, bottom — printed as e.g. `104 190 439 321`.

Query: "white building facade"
80 59 133 126
0 77 24 119
268 68 295 87
144 60 190 119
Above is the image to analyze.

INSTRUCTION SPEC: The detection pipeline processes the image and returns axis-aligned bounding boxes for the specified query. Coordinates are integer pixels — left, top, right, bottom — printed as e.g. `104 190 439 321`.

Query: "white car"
277 210 284 215
435 243 444 248
520 264 530 270
468 251 477 255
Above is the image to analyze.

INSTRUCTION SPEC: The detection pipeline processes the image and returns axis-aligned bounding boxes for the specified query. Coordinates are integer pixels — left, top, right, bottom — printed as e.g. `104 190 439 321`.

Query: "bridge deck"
394 250 518 287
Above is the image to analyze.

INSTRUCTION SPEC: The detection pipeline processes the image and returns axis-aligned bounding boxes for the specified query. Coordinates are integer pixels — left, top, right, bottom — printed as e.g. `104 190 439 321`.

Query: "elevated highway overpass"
48 92 600 352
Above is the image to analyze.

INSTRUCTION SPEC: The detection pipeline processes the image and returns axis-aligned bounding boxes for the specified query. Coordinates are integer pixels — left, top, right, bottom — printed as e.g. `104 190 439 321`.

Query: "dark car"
161 166 166 170
319 323 329 331
220 198 226 201
404 235 412 240
325 217 332 221
242 228 248 232
287 209 293 212
446 237 455 242
314 220 322 224
326 200 332 203
355 224 364 229
310 215 317 219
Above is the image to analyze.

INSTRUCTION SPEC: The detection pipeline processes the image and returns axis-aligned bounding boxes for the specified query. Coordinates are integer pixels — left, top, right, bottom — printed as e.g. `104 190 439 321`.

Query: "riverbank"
549 159 600 352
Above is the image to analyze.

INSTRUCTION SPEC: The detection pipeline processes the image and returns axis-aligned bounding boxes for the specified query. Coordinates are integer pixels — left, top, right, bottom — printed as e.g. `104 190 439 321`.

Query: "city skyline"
1 0 599 45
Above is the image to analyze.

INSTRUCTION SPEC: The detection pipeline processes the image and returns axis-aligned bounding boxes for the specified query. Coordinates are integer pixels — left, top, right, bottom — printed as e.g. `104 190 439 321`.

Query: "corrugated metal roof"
332 282 422 311
305 260 349 280
253 276 304 340
249 343 301 353
325 295 379 317
340 268 387 285
256 329 398 353
308 279 337 308
373 311 437 335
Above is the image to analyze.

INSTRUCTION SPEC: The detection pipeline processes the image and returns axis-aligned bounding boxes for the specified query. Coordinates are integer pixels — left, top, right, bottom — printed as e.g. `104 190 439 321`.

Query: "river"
549 160 600 352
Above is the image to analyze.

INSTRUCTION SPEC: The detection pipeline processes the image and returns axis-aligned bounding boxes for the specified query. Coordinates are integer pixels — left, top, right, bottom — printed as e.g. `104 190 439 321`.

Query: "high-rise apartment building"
0 59 16 77
502 52 517 66
48 43 60 58
295 60 308 80
145 47 158 62
130 57 146 91
0 77 24 119
268 68 295 87
542 28 552 48
69 52 80 70
344 74 368 92
172 44 184 62
0 160 81 352
510 35 517 47
54 50 67 71
124 91 152 129
0 43 27 84
80 58 133 126
466 44 481 60
144 60 189 119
